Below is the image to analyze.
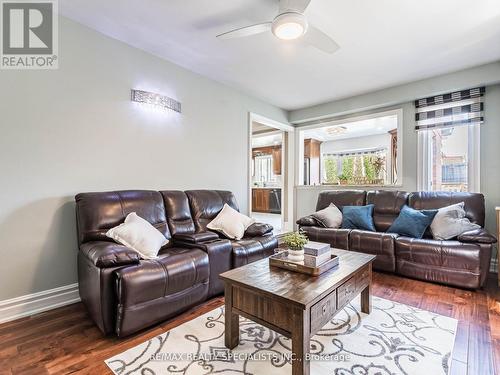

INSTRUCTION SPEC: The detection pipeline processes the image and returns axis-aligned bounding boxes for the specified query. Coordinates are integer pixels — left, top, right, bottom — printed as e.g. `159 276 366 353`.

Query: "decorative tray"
269 251 339 276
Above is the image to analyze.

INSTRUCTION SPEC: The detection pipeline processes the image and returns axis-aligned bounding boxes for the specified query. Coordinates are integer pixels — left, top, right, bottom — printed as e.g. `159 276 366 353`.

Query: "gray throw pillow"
430 202 481 240
312 203 343 228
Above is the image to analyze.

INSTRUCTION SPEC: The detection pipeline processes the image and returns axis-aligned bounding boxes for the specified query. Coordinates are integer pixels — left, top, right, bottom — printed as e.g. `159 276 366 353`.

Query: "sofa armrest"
457 229 497 244
296 215 319 227
244 222 273 237
173 231 219 244
79 241 140 268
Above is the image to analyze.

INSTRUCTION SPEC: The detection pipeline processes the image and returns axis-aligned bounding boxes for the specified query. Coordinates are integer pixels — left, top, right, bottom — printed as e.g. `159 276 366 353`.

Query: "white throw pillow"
207 204 255 240
430 202 481 240
106 212 168 259
312 203 343 228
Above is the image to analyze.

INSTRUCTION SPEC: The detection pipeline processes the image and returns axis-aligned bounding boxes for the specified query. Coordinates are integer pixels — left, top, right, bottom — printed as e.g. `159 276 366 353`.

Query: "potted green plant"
282 231 308 262
338 173 349 185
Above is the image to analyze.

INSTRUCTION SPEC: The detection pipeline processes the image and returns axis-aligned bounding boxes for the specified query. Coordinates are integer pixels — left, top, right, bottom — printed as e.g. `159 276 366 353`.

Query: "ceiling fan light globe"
272 12 307 40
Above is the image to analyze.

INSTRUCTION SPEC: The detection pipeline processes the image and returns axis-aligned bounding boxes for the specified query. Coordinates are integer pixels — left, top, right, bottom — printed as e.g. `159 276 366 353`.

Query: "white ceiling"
303 114 397 142
252 133 283 148
60 0 500 110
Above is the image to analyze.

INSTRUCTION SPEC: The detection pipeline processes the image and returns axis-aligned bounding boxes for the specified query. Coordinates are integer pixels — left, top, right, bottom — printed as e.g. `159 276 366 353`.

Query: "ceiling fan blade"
279 0 311 14
303 24 340 54
216 22 272 40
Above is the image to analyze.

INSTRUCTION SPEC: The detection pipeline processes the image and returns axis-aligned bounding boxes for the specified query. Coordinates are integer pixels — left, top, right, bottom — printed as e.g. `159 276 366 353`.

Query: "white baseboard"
0 283 81 324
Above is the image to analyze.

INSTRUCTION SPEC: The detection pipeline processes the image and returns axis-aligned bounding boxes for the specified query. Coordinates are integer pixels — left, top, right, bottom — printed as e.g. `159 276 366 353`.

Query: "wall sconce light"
131 89 182 113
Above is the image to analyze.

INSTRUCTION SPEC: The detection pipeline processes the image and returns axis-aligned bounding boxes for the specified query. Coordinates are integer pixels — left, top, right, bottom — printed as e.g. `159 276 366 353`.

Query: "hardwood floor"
0 272 498 374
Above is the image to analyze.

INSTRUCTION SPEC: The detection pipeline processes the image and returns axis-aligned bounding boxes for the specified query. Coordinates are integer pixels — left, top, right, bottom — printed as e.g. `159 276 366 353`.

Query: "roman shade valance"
415 87 484 131
323 146 386 157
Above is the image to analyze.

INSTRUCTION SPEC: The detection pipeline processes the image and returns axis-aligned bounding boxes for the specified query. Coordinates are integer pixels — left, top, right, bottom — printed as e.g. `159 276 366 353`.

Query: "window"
417 88 483 192
322 148 388 185
298 110 402 186
254 155 275 184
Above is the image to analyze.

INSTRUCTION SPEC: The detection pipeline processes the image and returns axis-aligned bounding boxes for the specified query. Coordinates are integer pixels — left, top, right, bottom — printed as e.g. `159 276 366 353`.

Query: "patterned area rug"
106 296 457 375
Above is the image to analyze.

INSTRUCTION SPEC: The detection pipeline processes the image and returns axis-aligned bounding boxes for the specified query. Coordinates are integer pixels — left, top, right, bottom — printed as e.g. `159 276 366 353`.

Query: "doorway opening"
248 114 294 235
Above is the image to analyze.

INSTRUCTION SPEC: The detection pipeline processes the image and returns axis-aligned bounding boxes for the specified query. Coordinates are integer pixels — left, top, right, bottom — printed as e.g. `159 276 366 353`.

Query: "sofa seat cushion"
231 239 270 268
349 230 398 272
115 248 209 308
300 226 350 250
113 247 209 336
251 234 278 253
395 237 483 288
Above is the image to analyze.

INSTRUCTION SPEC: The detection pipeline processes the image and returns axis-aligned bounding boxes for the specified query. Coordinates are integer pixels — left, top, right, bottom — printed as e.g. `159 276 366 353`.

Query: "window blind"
323 146 386 157
415 87 484 131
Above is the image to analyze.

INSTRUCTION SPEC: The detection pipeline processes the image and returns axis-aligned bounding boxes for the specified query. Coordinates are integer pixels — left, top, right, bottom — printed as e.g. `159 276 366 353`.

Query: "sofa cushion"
300 226 350 250
161 190 196 236
114 247 209 336
75 190 170 246
207 204 255 240
395 237 484 288
311 203 342 228
106 212 169 259
387 205 437 239
231 239 270 268
367 190 409 231
316 190 366 211
341 205 376 231
349 230 398 272
252 234 278 254
408 191 485 227
430 202 481 240
186 190 240 232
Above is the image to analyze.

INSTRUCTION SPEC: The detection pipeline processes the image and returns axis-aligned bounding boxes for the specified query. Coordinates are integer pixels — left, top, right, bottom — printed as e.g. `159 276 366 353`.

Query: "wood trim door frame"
248 113 295 233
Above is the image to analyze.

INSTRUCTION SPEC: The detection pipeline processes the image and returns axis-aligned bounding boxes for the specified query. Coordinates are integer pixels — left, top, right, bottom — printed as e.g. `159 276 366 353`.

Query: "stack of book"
303 241 331 267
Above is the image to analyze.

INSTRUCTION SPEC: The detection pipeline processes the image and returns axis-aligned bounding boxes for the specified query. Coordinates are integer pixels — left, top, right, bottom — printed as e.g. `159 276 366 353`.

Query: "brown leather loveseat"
76 189 277 337
298 190 495 289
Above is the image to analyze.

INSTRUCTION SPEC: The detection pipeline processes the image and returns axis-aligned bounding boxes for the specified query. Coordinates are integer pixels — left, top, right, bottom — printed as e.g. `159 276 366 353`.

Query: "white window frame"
417 124 480 192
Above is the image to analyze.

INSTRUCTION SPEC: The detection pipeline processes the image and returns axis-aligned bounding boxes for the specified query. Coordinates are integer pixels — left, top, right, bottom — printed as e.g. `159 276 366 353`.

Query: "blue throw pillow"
341 205 376 231
387 205 438 238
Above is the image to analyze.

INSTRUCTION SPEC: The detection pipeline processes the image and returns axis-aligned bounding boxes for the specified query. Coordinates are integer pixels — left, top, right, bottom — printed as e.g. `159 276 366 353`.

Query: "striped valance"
415 87 484 131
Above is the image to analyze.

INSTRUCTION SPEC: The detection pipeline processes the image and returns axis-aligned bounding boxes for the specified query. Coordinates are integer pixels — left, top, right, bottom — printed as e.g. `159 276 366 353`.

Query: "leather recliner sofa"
297 190 496 289
75 189 277 337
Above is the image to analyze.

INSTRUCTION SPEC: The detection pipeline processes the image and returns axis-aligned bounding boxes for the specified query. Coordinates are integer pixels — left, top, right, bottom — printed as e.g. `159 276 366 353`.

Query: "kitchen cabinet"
252 189 270 212
272 147 282 175
252 188 281 213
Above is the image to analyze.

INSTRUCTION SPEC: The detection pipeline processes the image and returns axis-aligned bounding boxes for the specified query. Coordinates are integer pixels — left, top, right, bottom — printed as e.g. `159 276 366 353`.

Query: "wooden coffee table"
220 248 376 375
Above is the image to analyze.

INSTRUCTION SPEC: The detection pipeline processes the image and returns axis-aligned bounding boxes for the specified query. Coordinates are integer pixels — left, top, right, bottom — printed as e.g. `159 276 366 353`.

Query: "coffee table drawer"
310 290 337 334
337 276 356 308
356 266 370 292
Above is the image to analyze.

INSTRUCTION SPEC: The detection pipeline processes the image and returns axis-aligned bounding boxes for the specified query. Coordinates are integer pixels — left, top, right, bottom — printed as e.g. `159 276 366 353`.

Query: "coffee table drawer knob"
322 303 328 315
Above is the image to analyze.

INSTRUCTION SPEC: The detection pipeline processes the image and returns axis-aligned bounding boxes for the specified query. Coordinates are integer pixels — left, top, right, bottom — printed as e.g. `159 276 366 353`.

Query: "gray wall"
292 80 500 265
0 17 288 301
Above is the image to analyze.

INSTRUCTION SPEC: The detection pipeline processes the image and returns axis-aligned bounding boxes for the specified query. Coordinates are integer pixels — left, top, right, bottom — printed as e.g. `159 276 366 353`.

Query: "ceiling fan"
216 0 339 54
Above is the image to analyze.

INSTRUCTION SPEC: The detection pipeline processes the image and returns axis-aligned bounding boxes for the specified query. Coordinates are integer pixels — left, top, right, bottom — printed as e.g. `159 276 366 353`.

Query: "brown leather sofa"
75 190 277 337
298 190 496 289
